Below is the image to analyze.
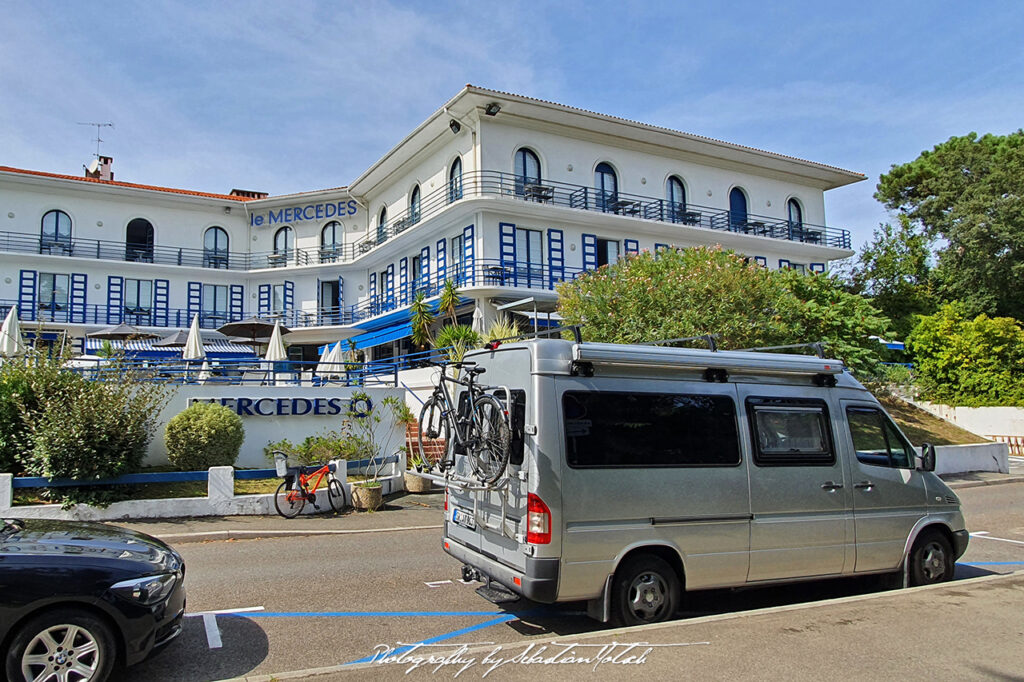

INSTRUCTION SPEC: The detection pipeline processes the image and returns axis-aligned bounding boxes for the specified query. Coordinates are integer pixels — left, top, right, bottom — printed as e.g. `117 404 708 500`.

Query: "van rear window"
562 391 740 468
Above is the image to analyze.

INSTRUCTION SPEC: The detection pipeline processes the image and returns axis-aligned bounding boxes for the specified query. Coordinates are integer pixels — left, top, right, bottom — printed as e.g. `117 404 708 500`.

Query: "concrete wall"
912 401 1024 439
151 384 408 468
934 443 1010 475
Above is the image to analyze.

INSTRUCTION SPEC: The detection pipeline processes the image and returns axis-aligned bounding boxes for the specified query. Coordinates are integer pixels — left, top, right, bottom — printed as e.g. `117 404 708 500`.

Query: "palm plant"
409 291 435 349
439 280 460 325
483 314 520 346
435 324 481 364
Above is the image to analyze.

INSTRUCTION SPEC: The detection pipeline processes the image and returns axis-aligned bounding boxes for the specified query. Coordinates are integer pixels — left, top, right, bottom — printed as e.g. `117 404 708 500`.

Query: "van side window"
846 407 912 468
492 389 526 466
562 391 740 468
747 398 834 466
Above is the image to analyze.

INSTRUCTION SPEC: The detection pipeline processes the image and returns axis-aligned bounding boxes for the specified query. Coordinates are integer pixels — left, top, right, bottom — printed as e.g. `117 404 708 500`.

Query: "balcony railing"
0 171 851 272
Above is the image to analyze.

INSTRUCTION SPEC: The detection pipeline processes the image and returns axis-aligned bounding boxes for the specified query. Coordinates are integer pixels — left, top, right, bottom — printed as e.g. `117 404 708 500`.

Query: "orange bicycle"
272 451 347 518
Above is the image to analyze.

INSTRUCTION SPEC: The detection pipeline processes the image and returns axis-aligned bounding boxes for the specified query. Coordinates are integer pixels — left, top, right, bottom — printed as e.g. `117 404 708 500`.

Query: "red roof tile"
0 166 257 202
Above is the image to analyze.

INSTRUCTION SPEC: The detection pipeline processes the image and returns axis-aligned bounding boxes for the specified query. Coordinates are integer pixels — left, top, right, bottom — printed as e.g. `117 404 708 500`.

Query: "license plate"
452 507 475 530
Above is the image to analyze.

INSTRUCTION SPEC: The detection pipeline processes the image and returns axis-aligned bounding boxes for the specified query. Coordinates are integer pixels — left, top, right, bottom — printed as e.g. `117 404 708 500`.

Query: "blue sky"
2 1 1023 249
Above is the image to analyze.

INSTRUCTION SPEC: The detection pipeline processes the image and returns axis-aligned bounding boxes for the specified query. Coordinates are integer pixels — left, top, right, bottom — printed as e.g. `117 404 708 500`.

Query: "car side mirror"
918 443 936 472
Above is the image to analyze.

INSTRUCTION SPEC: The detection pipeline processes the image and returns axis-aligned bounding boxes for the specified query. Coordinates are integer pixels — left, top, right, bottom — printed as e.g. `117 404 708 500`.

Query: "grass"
877 394 988 446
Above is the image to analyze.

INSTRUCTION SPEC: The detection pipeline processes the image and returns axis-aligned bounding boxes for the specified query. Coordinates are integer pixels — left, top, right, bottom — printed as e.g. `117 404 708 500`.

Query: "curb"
157 523 442 544
946 475 1024 490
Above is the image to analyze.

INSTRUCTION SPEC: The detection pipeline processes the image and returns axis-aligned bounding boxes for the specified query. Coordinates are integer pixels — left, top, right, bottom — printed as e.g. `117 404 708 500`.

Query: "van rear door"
445 347 531 575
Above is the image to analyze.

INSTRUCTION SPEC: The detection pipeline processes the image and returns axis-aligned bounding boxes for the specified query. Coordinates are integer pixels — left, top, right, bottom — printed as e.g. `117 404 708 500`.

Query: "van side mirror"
918 443 936 472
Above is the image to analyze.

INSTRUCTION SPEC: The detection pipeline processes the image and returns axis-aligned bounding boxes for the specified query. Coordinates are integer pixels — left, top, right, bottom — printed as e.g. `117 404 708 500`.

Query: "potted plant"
344 392 406 511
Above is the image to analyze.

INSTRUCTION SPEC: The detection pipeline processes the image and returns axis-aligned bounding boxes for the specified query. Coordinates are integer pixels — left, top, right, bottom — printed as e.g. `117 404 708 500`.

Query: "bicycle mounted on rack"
417 360 513 485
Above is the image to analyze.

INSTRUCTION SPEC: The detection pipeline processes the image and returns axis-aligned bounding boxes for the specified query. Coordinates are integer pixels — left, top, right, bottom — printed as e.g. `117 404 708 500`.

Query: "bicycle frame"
286 463 332 500
428 365 496 452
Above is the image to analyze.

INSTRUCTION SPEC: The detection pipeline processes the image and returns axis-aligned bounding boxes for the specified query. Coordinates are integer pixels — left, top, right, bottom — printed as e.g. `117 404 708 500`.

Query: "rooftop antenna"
77 121 114 158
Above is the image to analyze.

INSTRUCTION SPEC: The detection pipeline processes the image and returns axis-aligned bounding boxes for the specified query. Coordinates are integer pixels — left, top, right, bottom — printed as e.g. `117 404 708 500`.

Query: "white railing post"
208 467 235 502
0 473 12 514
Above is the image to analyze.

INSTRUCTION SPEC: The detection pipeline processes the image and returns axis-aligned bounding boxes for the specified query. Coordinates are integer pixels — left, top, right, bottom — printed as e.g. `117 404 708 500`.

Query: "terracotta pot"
404 471 434 493
352 484 383 511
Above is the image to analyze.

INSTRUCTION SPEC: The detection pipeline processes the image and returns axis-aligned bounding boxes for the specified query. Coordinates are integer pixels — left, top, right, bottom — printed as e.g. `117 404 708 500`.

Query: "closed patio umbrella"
317 341 345 378
183 314 206 360
263 321 287 362
0 306 26 358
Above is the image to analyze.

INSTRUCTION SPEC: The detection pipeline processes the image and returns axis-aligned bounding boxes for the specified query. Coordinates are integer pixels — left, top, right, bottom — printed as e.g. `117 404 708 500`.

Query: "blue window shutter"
69 273 87 323
754 256 767 267
258 284 271 315
499 222 517 266
153 279 169 326
18 270 37 322
420 245 430 292
230 285 244 321
547 228 564 289
284 280 294 309
399 257 409 303
436 238 447 283
778 259 791 270
107 275 125 324
810 262 825 274
582 234 598 270
187 281 203 321
369 272 377 315
385 264 395 309
463 224 474 285
338 276 345 322
624 239 639 256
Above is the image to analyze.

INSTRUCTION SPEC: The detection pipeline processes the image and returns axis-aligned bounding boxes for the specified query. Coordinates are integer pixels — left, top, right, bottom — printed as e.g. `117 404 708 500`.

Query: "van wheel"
909 530 954 586
610 555 680 626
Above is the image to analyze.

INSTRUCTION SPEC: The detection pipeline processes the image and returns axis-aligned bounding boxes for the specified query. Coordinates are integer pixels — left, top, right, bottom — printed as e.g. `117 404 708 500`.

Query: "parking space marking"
970 531 1024 546
185 607 265 650
221 610 505 618
345 613 519 665
960 561 1024 566
425 580 453 588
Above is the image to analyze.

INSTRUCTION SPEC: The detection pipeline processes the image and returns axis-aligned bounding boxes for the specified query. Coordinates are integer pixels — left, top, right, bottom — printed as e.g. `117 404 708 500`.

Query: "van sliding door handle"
854 480 875 491
820 481 843 491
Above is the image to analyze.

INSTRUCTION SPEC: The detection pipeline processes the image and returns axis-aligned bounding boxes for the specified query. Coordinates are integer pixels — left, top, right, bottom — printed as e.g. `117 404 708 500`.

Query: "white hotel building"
0 85 863 363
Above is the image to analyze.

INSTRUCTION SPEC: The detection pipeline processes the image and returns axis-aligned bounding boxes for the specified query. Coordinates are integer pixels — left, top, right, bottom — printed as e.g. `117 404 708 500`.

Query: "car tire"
5 607 117 682
610 555 681 627
908 529 955 586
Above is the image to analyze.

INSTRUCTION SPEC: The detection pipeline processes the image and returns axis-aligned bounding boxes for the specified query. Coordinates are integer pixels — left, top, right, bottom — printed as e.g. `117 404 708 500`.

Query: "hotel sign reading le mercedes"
188 396 362 417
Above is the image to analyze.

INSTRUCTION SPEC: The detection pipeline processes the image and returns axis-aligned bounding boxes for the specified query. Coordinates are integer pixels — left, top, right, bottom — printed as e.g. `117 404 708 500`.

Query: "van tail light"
444 488 449 511
526 493 551 544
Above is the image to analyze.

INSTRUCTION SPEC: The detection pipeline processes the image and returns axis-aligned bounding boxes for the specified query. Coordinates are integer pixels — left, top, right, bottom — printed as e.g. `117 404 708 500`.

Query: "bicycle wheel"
418 395 452 471
327 476 347 512
468 394 512 484
274 480 306 518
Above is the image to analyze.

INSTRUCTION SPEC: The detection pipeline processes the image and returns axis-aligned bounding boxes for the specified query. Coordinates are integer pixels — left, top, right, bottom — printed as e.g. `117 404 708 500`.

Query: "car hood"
0 518 181 571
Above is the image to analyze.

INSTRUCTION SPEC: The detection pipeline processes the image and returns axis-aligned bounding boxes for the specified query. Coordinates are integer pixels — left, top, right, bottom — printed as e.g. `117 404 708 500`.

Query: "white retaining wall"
911 400 1024 439
934 443 1009 476
0 461 405 521
151 384 407 468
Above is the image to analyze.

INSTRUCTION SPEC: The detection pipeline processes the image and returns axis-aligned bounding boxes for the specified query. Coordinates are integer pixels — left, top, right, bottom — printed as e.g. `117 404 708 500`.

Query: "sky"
2 0 1023 250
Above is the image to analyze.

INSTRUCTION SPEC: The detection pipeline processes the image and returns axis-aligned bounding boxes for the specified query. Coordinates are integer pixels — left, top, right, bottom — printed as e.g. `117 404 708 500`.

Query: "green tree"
409 291 435 349
906 303 1024 406
439 280 461 325
556 246 891 375
850 215 935 339
875 131 1024 318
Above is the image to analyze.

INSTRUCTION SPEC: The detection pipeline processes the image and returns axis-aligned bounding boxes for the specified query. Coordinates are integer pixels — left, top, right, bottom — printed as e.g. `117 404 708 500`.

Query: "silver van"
442 338 969 626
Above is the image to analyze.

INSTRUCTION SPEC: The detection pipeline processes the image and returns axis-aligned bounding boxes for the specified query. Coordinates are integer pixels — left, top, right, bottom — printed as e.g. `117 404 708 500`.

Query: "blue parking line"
220 610 504 618
958 561 1024 566
345 613 519 665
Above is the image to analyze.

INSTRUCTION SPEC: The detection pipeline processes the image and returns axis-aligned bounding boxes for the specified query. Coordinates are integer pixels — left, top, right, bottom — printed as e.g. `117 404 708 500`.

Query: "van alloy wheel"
611 555 680 626
909 530 954 586
628 571 668 620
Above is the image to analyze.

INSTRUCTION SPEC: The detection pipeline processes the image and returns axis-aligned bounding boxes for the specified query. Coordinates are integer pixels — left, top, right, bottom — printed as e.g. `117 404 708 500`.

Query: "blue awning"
349 322 412 350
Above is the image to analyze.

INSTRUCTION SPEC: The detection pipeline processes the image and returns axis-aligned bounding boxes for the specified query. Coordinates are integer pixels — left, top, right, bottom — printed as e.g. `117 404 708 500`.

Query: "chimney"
86 156 114 181
230 188 269 199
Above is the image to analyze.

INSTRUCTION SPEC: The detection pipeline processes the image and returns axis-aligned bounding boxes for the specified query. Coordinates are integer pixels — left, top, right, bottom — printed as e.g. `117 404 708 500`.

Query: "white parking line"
424 580 453 588
970 531 1024 546
185 607 265 650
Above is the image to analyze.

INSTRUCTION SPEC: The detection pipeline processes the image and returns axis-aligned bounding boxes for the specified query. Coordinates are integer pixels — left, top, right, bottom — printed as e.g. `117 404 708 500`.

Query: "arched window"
667 176 686 222
514 148 541 195
204 226 229 268
787 198 803 227
729 187 748 231
125 218 154 262
377 207 388 244
449 157 463 202
409 185 421 224
595 162 618 212
273 226 293 267
321 221 342 262
40 209 72 252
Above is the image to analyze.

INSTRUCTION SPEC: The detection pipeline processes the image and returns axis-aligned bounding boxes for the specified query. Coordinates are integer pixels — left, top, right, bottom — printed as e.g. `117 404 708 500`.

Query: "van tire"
908 530 954 586
610 555 680 626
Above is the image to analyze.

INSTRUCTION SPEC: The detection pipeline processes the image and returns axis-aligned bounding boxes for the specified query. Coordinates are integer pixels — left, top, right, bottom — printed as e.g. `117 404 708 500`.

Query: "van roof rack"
735 342 828 358
484 324 583 348
643 334 719 352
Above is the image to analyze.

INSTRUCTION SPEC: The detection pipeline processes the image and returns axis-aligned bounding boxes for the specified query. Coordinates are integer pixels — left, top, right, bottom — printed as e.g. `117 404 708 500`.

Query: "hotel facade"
0 85 863 362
